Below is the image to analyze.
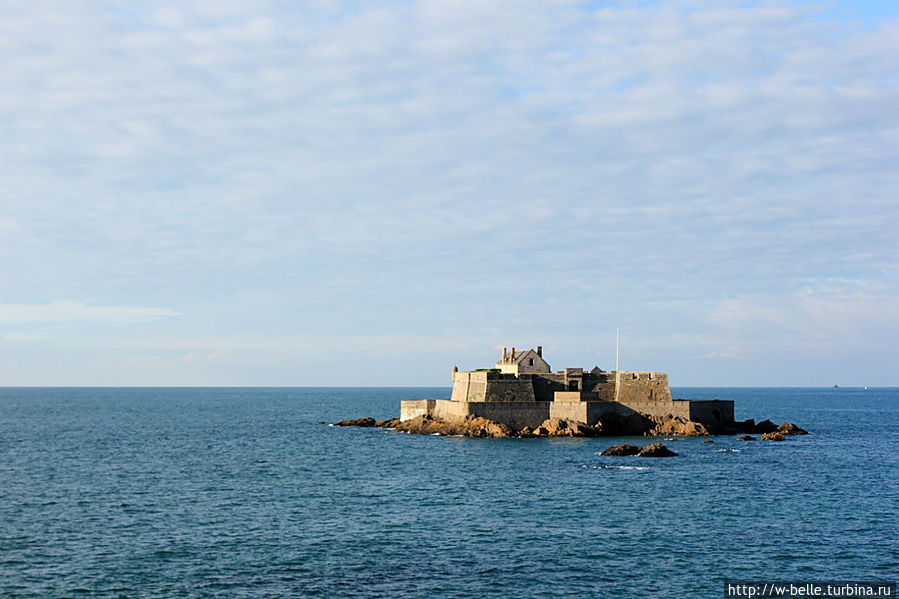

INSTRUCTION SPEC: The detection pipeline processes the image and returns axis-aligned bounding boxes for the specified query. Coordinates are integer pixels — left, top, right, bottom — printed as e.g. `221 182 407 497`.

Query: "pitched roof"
511 348 540 364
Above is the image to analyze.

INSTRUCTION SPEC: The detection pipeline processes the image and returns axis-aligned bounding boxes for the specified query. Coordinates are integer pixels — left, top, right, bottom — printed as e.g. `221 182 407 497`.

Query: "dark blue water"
1 387 896 598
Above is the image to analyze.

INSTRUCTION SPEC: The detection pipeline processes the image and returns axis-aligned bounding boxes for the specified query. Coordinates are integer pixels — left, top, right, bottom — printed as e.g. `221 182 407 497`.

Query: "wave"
582 464 649 471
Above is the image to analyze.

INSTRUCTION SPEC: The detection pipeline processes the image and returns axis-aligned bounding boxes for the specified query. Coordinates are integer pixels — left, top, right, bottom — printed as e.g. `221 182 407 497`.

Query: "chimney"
511 347 515 360
537 345 542 357
502 347 507 361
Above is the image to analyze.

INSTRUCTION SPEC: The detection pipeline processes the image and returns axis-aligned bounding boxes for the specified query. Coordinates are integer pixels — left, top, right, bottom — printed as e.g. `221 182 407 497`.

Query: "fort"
400 346 734 432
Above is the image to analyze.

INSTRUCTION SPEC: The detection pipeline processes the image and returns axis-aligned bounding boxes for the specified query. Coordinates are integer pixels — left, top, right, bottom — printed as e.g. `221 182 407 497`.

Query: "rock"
600 444 640 456
391 415 441 435
650 416 710 436
375 417 400 428
540 418 569 435
737 435 756 441
761 432 785 441
459 417 513 438
601 412 655 436
732 418 756 432
776 423 808 435
530 418 601 437
637 443 678 457
754 419 778 434
392 415 512 438
568 421 602 437
333 417 377 427
703 439 715 444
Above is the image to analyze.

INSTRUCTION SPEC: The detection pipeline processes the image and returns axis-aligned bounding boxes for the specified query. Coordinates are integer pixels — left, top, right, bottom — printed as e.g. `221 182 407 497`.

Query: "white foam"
583 464 649 471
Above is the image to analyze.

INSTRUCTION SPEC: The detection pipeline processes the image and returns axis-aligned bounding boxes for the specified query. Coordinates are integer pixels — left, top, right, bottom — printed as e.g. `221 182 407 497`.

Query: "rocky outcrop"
761 432 785 441
637 443 678 457
599 442 677 457
334 413 807 441
754 420 778 434
776 423 807 435
722 418 808 436
649 416 710 436
392 415 513 438
527 418 602 437
729 418 756 432
600 444 640 456
333 417 377 427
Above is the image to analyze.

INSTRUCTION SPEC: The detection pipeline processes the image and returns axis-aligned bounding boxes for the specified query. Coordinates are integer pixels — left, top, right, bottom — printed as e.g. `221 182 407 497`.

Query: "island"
335 346 806 439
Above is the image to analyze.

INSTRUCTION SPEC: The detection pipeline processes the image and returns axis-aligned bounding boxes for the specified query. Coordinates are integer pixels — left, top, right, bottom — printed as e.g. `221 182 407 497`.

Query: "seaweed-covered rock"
333 417 377 427
737 435 756 441
761 432 785 441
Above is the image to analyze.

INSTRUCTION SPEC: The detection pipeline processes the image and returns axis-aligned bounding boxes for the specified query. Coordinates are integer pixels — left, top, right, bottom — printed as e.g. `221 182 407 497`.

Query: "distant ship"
832 384 839 388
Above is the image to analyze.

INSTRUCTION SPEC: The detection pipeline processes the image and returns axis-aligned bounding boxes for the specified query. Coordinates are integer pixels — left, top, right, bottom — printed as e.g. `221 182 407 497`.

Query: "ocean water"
1 387 896 598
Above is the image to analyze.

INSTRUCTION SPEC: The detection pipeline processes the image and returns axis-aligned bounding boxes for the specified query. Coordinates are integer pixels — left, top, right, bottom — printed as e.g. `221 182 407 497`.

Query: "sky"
0 0 896 387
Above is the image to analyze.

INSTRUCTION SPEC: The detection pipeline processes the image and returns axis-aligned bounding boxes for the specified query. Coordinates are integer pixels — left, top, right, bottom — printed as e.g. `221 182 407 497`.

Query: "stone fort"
400 346 733 431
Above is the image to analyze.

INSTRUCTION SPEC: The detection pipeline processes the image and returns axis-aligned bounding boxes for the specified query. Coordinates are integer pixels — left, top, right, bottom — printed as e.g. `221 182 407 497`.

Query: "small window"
528 358 534 366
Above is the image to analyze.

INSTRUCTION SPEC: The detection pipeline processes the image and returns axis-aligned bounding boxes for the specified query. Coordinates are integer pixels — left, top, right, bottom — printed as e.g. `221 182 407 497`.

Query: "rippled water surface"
1 387 897 598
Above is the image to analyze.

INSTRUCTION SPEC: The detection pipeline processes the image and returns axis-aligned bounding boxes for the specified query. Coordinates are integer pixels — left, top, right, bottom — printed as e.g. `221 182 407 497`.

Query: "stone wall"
617 373 672 402
587 372 671 402
484 378 536 402
549 401 589 423
450 371 490 402
688 400 734 427
400 399 436 421
451 370 669 404
402 397 735 430
532 374 566 401
431 399 472 422
401 399 551 429
466 401 550 430
615 398 692 420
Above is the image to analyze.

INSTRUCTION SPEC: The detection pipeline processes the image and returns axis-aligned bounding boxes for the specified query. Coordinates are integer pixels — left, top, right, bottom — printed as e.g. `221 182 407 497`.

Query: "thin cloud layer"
0 302 179 324
0 0 895 385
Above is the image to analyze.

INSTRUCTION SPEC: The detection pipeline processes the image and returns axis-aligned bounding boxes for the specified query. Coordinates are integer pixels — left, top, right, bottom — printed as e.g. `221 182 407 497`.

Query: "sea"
0 387 896 598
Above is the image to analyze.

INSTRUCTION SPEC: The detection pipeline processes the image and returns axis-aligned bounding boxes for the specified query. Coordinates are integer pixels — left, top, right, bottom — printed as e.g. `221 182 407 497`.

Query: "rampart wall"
403 368 731 432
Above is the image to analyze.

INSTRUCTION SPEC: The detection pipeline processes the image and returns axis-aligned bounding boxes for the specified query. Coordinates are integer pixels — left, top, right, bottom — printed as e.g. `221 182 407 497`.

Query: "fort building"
400 346 734 431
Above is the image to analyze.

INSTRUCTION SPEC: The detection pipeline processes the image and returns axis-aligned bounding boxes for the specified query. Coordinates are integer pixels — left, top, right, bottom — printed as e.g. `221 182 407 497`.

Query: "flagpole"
615 328 620 403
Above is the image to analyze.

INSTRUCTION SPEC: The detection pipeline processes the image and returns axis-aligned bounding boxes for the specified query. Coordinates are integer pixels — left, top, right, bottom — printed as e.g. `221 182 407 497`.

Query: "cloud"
0 0 895 384
0 302 179 325
179 349 230 361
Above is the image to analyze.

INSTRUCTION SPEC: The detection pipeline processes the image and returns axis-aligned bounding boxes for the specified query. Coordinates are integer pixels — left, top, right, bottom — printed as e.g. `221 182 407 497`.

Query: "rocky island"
335 346 806 440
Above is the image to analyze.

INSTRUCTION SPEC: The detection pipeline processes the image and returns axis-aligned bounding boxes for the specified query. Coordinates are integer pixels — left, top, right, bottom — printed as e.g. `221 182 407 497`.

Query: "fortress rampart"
401 346 734 432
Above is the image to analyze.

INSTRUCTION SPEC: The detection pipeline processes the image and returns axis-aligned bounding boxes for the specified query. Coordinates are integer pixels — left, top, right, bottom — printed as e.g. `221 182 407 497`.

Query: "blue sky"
0 0 896 386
